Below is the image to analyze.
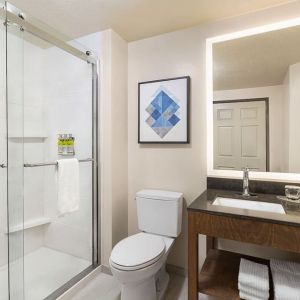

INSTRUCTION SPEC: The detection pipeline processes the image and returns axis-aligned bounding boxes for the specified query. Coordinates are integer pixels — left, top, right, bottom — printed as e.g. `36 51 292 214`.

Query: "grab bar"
24 158 95 168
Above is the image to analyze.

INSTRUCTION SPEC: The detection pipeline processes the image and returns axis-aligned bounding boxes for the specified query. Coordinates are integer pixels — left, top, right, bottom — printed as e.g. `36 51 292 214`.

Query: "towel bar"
24 158 95 168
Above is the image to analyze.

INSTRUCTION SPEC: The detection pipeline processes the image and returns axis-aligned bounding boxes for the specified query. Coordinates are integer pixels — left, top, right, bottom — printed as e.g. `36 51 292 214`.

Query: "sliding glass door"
0 2 9 300
0 2 99 300
0 2 25 299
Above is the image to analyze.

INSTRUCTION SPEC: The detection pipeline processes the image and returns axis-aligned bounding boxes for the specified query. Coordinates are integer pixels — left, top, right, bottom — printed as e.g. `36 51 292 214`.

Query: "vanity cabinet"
188 189 300 300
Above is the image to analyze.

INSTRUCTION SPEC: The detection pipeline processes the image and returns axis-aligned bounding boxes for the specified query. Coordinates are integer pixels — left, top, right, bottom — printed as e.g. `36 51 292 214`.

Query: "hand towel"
238 259 270 298
238 282 269 299
270 259 300 300
239 290 266 300
57 158 80 216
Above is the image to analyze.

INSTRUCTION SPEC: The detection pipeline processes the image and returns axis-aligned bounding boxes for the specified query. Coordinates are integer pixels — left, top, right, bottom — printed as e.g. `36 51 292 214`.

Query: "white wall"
128 27 208 270
128 0 300 270
110 32 128 248
98 30 128 266
214 85 285 173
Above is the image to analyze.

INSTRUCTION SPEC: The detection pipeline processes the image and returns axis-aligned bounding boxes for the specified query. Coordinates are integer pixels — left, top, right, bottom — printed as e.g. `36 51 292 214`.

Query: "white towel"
239 290 266 300
57 158 80 216
271 258 300 276
238 259 269 300
271 259 300 300
238 282 269 299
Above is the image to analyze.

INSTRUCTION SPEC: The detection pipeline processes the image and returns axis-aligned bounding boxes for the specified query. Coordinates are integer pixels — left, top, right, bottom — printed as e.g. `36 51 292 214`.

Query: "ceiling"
9 0 296 42
213 24 300 90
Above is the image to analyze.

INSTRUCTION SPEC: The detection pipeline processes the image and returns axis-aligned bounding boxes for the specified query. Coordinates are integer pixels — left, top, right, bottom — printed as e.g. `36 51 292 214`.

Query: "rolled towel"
238 259 269 299
271 258 300 276
238 282 269 299
239 290 266 300
270 259 300 300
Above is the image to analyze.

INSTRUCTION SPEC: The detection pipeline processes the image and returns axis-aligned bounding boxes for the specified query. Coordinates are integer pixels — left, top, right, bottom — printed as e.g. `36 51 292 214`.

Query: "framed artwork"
138 76 190 144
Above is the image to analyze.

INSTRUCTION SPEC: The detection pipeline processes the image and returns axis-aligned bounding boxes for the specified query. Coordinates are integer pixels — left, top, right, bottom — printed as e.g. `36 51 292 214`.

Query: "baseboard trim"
101 264 112 275
166 263 187 277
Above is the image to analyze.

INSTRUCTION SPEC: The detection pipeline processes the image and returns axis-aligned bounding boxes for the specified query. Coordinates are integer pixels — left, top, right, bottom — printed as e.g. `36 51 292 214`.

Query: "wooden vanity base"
188 210 300 300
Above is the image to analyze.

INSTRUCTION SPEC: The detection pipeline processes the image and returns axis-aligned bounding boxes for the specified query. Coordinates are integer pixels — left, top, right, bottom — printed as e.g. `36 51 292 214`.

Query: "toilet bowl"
109 189 183 300
110 232 174 300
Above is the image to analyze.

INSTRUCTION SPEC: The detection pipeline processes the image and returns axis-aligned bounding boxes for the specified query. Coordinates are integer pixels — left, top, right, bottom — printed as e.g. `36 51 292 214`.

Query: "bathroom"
1 0 300 299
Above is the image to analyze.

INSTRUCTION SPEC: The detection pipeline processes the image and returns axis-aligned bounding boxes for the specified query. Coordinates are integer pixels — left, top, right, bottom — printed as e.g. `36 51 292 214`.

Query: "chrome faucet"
242 167 250 197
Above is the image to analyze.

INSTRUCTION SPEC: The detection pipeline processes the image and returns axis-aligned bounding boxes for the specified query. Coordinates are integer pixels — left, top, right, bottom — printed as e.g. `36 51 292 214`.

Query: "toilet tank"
136 189 183 238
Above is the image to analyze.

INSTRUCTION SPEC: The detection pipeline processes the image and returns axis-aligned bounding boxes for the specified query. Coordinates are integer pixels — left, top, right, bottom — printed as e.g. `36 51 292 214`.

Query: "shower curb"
56 266 103 300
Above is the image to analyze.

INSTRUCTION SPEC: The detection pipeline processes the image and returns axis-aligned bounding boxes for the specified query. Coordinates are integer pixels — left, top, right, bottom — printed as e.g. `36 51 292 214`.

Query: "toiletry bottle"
58 134 63 155
69 134 75 155
62 134 68 155
66 134 70 155
67 134 73 155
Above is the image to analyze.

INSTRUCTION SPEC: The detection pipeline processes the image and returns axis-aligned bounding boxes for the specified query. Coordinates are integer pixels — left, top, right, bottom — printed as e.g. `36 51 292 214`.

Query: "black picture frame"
138 76 190 144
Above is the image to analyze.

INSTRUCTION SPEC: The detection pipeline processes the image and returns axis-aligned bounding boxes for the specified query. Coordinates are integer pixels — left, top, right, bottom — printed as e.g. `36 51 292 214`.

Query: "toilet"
109 189 183 300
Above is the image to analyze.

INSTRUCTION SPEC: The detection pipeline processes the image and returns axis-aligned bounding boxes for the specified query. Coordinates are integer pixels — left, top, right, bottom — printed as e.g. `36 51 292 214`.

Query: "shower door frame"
3 2 101 299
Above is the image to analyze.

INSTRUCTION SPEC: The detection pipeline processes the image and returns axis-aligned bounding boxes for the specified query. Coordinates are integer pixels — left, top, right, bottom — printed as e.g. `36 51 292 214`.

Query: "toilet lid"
110 233 165 271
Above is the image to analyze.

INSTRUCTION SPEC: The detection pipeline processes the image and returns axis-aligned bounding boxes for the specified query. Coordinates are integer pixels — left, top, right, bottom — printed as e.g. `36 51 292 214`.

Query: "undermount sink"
212 197 286 214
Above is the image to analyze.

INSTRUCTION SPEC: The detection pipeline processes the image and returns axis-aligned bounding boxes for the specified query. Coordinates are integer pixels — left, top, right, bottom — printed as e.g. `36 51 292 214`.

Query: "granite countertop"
188 188 300 227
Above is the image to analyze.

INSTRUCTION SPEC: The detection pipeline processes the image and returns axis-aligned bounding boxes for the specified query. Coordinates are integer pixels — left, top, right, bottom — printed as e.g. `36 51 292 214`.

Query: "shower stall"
0 2 99 299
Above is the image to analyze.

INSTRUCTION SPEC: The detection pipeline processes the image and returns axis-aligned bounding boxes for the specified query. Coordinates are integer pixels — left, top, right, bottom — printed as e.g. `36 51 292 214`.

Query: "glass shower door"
1 3 99 299
0 2 24 300
6 3 25 300
0 2 8 300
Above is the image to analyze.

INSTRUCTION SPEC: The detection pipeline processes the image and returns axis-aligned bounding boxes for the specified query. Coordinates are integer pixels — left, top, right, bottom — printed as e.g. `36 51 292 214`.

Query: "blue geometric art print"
145 87 180 138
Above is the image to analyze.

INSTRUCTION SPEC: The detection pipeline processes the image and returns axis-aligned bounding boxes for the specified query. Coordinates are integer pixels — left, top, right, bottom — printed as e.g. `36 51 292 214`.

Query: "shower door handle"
0 163 6 168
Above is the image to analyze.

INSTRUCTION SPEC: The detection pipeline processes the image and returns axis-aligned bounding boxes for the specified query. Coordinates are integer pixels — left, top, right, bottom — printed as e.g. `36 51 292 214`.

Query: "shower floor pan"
0 247 90 300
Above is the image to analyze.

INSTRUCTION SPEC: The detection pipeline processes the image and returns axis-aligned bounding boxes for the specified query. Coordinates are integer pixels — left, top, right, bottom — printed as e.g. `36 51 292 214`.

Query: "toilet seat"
110 233 166 271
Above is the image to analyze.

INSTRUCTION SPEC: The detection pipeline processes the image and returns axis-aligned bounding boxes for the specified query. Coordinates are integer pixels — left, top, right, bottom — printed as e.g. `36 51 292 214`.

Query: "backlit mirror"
212 24 300 173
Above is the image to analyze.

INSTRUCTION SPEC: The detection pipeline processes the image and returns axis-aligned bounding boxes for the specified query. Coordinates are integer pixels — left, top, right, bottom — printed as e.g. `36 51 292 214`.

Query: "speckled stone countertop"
188 188 300 227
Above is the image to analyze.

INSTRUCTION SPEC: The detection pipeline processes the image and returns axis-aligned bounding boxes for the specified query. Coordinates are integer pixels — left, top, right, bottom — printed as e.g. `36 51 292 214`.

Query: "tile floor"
0 248 214 300
60 270 215 300
60 272 121 300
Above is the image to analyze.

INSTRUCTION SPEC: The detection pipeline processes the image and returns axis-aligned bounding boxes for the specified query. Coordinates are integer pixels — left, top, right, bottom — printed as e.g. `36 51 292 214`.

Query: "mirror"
212 24 300 173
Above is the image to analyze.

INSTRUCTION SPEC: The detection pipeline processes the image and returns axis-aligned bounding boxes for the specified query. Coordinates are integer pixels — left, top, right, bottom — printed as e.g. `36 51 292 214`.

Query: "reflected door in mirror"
213 100 267 171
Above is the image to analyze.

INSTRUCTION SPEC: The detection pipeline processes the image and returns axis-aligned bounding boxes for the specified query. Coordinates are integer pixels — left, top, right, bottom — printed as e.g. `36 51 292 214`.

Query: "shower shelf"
5 217 51 234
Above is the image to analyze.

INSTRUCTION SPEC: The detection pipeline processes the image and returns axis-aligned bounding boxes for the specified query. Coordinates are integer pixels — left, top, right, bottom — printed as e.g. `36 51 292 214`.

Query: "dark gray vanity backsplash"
207 177 299 196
